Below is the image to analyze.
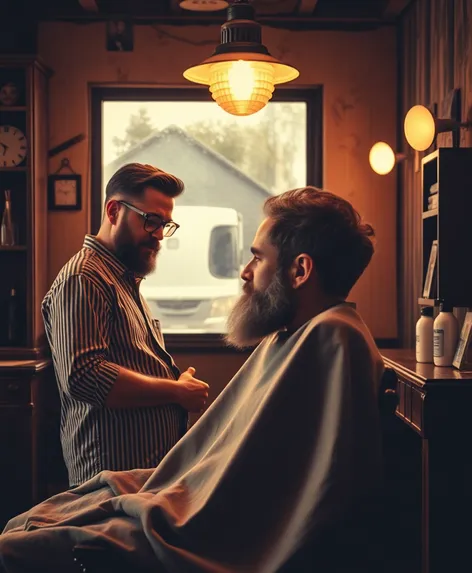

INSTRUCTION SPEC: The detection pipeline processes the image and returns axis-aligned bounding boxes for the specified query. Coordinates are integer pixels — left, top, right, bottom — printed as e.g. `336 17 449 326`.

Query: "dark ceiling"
23 0 414 30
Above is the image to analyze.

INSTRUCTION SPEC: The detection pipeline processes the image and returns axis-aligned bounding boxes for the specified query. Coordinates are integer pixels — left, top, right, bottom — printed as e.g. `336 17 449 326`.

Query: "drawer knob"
7 382 19 392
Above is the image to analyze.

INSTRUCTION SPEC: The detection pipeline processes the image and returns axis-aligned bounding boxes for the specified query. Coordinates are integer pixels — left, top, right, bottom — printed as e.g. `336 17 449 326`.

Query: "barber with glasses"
41 163 210 488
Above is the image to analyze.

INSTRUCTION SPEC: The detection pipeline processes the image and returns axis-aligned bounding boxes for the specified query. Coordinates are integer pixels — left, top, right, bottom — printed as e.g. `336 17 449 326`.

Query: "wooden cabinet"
382 349 472 573
0 56 50 359
0 360 60 528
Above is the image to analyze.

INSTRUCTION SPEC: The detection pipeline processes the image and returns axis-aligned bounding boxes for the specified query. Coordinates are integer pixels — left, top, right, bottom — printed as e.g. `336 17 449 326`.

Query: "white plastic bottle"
416 306 434 363
433 303 459 366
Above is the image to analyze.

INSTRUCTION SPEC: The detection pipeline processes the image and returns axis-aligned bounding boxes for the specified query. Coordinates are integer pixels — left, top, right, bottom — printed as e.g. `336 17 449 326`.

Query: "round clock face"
0 125 27 168
55 179 77 206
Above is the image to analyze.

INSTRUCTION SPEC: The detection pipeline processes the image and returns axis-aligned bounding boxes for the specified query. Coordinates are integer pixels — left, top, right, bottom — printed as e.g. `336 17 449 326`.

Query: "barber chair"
72 368 399 573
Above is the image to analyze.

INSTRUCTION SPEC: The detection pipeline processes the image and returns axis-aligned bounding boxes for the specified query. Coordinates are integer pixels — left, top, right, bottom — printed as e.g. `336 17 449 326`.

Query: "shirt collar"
83 235 141 282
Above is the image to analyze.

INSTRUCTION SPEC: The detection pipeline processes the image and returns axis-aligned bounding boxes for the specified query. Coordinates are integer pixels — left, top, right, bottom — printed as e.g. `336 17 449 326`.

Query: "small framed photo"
106 19 134 52
453 311 472 370
48 174 82 211
423 240 438 298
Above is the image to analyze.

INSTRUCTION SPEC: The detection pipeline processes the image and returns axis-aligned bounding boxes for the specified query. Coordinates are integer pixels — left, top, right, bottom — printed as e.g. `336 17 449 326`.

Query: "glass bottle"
0 189 15 246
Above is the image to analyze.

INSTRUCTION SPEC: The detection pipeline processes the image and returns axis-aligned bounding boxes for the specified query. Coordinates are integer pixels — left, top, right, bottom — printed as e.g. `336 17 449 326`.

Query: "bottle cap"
420 306 433 317
439 302 453 312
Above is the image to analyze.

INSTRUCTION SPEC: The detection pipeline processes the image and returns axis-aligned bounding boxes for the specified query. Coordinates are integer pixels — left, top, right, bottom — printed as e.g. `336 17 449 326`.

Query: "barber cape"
0 304 384 573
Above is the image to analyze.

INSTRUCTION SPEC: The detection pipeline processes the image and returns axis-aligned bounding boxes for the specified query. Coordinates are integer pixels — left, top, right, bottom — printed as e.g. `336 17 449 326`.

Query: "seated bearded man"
0 187 385 573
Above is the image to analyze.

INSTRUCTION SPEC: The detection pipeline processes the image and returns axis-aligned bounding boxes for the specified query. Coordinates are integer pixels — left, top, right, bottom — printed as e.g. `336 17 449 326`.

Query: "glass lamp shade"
369 142 396 175
184 53 299 116
179 0 229 10
404 105 436 151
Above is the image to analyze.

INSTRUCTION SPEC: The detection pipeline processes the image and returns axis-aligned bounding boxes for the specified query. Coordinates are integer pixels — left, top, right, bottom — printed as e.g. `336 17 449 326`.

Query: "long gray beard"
225 269 296 349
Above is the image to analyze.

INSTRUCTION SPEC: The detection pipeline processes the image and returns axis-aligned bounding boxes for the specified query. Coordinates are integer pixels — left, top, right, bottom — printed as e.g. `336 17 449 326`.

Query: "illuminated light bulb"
404 105 436 151
208 60 276 116
228 60 255 101
369 142 396 175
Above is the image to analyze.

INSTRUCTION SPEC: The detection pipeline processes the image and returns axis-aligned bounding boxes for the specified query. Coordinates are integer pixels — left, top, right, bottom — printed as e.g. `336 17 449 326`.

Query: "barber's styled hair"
264 187 375 298
105 163 184 203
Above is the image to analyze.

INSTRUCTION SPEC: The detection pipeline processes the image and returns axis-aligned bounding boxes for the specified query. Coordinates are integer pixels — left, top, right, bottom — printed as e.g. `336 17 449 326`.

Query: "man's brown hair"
264 186 375 298
105 163 184 202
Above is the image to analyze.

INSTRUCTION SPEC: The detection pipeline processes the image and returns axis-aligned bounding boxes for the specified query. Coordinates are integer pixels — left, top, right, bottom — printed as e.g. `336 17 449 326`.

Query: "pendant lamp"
183 0 300 116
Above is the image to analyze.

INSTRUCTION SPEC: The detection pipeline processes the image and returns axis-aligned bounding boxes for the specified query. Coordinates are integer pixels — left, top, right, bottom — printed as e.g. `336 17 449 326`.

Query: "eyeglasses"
118 200 180 238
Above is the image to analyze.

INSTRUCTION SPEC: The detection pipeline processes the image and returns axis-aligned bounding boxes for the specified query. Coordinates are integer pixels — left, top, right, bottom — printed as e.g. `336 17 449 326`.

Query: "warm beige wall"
39 21 397 354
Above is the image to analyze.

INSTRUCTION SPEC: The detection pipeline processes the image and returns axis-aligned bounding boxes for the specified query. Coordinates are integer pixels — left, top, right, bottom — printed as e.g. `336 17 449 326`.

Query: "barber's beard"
225 268 296 349
114 225 160 276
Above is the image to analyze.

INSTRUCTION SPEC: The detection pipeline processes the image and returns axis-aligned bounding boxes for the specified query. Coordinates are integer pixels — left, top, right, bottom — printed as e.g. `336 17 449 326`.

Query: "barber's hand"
176 367 209 413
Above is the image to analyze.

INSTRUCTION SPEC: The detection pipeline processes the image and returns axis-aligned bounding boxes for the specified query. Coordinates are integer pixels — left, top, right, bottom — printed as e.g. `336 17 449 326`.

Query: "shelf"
0 166 27 172
0 346 43 360
0 246 27 251
422 149 439 164
0 106 26 112
418 298 441 307
420 148 472 307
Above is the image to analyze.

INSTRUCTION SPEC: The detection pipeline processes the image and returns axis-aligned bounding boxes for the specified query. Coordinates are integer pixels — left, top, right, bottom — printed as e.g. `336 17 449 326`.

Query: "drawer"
396 378 425 434
403 381 412 421
397 377 405 415
411 387 425 431
0 379 31 404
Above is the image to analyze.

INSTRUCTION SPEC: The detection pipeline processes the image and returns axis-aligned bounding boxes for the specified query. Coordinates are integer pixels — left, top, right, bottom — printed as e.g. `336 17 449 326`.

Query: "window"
91 87 322 346
209 226 240 280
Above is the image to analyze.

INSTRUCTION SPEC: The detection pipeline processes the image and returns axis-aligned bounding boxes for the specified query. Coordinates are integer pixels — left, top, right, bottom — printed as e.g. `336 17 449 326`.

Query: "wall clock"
0 125 27 167
48 173 82 211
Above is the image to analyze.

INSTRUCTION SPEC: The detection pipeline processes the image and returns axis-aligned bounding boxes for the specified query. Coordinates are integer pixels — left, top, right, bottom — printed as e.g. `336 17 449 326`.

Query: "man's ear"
105 199 120 225
289 253 313 289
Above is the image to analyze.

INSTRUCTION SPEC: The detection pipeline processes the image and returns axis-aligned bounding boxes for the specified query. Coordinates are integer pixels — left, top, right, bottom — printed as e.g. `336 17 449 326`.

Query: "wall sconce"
404 101 471 151
369 142 407 175
183 0 299 116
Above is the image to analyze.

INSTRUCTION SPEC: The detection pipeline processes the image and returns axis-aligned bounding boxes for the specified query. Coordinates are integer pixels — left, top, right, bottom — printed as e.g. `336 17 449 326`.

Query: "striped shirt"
41 235 187 487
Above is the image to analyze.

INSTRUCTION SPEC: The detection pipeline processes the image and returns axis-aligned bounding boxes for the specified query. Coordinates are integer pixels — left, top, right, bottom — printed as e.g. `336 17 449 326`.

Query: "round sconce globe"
404 105 436 151
369 142 396 175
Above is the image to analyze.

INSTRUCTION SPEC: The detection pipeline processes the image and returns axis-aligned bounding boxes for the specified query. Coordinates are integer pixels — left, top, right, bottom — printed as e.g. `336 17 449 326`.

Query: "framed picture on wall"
453 311 472 369
106 19 134 52
423 239 438 298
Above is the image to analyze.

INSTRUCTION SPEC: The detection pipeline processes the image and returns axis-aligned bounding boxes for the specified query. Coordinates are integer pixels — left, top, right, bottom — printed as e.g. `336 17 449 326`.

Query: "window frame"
90 85 323 351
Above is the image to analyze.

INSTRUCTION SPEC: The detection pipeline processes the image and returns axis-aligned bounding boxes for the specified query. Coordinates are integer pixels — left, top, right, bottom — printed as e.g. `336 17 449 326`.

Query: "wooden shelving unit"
0 56 50 357
420 148 472 308
0 56 58 529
